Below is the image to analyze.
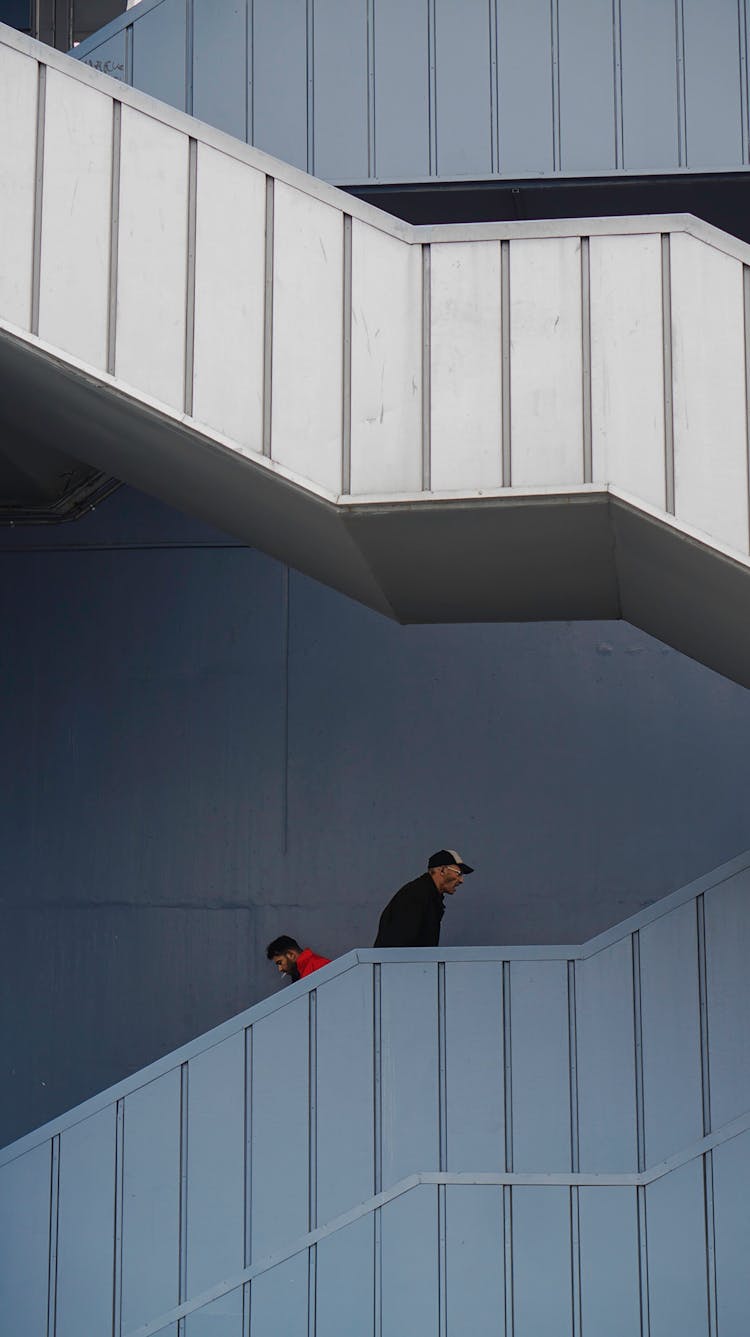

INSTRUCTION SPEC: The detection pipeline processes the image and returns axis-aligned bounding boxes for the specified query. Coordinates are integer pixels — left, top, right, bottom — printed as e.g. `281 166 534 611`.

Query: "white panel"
510 237 583 486
193 145 265 451
670 233 748 552
430 241 502 491
350 220 421 495
272 182 343 493
0 45 37 330
116 106 188 410
39 71 112 370
590 234 666 507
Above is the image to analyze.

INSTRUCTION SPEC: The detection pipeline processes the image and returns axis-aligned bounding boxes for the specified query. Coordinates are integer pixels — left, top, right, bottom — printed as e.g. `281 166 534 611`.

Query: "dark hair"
266 935 301 959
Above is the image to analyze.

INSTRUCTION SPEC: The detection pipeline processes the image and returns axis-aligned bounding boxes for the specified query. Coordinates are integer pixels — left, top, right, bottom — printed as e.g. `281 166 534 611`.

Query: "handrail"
2 845 749 1166
125 1108 750 1337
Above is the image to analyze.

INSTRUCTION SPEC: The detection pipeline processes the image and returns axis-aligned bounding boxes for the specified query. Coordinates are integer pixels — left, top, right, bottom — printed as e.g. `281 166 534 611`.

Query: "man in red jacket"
266 935 331 983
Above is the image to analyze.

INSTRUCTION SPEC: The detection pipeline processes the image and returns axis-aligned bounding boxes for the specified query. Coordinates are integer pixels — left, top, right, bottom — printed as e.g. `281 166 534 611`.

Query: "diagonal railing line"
124 1108 750 1337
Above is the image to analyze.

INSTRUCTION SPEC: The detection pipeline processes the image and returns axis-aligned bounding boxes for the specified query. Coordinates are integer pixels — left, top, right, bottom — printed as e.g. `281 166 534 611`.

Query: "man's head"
427 848 474 895
266 935 302 978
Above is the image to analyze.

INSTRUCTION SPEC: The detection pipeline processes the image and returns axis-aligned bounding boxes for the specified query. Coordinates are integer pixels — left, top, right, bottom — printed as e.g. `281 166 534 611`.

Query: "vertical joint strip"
107 102 122 378
308 991 317 1337
113 1100 125 1337
611 0 624 168
437 962 447 1172
631 932 646 1174
427 0 438 174
422 244 432 492
580 238 593 485
675 0 688 165
281 565 290 853
372 965 382 1337
185 0 195 116
438 1185 448 1337
244 1027 253 1269
661 234 676 515
696 894 712 1137
567 961 580 1173
124 23 134 86
366 0 376 176
502 961 513 1172
31 62 47 336
263 176 275 459
570 1185 582 1337
488 0 500 173
637 1184 651 1337
341 216 353 496
742 266 750 551
47 1135 60 1337
306 0 315 174
247 0 255 146
703 1150 718 1337
740 0 750 165
501 240 512 487
550 0 562 171
178 1062 189 1325
503 1185 514 1337
184 138 198 418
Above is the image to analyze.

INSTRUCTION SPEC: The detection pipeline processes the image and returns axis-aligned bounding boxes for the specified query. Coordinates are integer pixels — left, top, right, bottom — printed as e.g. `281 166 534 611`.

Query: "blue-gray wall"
76 0 750 181
3 485 750 1146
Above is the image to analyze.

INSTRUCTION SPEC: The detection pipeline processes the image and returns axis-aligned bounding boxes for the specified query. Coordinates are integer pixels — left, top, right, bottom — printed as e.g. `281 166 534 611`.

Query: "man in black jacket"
373 849 474 947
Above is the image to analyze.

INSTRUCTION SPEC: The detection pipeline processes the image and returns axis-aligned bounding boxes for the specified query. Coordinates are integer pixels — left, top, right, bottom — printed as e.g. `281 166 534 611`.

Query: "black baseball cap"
428 848 474 874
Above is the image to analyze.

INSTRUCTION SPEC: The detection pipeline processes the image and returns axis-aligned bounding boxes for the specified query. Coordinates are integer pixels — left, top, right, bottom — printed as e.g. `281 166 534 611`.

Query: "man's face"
272 950 300 978
432 864 464 895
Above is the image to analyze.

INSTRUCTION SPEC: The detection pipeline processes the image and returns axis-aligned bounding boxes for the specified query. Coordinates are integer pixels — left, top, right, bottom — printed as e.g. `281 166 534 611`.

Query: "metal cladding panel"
713 1130 750 1333
56 1108 116 1337
131 0 187 110
185 1293 243 1337
512 1187 573 1337
252 0 308 171
639 902 703 1168
620 0 679 168
510 961 571 1172
429 241 503 493
646 1160 708 1337
312 0 369 182
444 962 504 1169
186 1034 245 1299
272 184 344 493
316 1214 375 1337
445 1185 505 1329
192 0 246 140
0 43 36 331
373 0 430 179
350 221 422 496
380 964 439 1187
683 0 743 168
576 938 638 1173
250 1251 308 1337
558 0 616 172
39 71 112 371
509 237 583 487
704 868 750 1128
434 0 492 177
81 31 127 83
316 966 375 1224
381 1186 439 1337
0 1144 50 1337
121 1069 182 1335
496 0 554 174
589 233 666 509
116 107 189 411
670 233 749 555
250 1000 309 1258
192 145 265 452
578 1187 641 1337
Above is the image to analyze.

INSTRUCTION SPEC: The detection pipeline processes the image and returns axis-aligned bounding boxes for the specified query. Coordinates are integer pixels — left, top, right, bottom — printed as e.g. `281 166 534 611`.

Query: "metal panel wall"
0 42 37 331
76 0 750 182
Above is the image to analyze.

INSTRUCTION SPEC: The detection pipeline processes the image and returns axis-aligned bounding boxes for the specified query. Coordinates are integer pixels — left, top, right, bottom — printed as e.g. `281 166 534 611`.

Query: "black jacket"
373 872 445 947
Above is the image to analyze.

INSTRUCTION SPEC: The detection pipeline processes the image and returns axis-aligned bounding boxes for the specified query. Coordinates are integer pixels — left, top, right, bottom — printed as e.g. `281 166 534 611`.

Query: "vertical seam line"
661 234 676 515
568 960 580 1172
675 0 687 165
185 0 194 116
489 0 500 174
632 931 646 1173
637 1184 651 1337
743 266 750 551
184 138 198 419
31 61 46 336
580 237 593 485
281 565 290 854
501 240 512 486
178 1063 189 1327
262 176 275 458
107 100 122 377
428 0 438 174
570 1185 582 1337
422 244 432 492
247 0 254 144
740 0 750 164
113 1100 125 1337
550 0 561 171
306 0 315 175
612 0 624 167
342 215 353 495
47 1135 60 1337
373 964 382 1337
366 0 376 176
307 991 317 1337
243 1024 253 1337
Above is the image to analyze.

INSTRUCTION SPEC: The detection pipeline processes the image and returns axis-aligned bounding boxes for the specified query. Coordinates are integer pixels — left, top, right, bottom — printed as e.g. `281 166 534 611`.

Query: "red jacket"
296 948 331 978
